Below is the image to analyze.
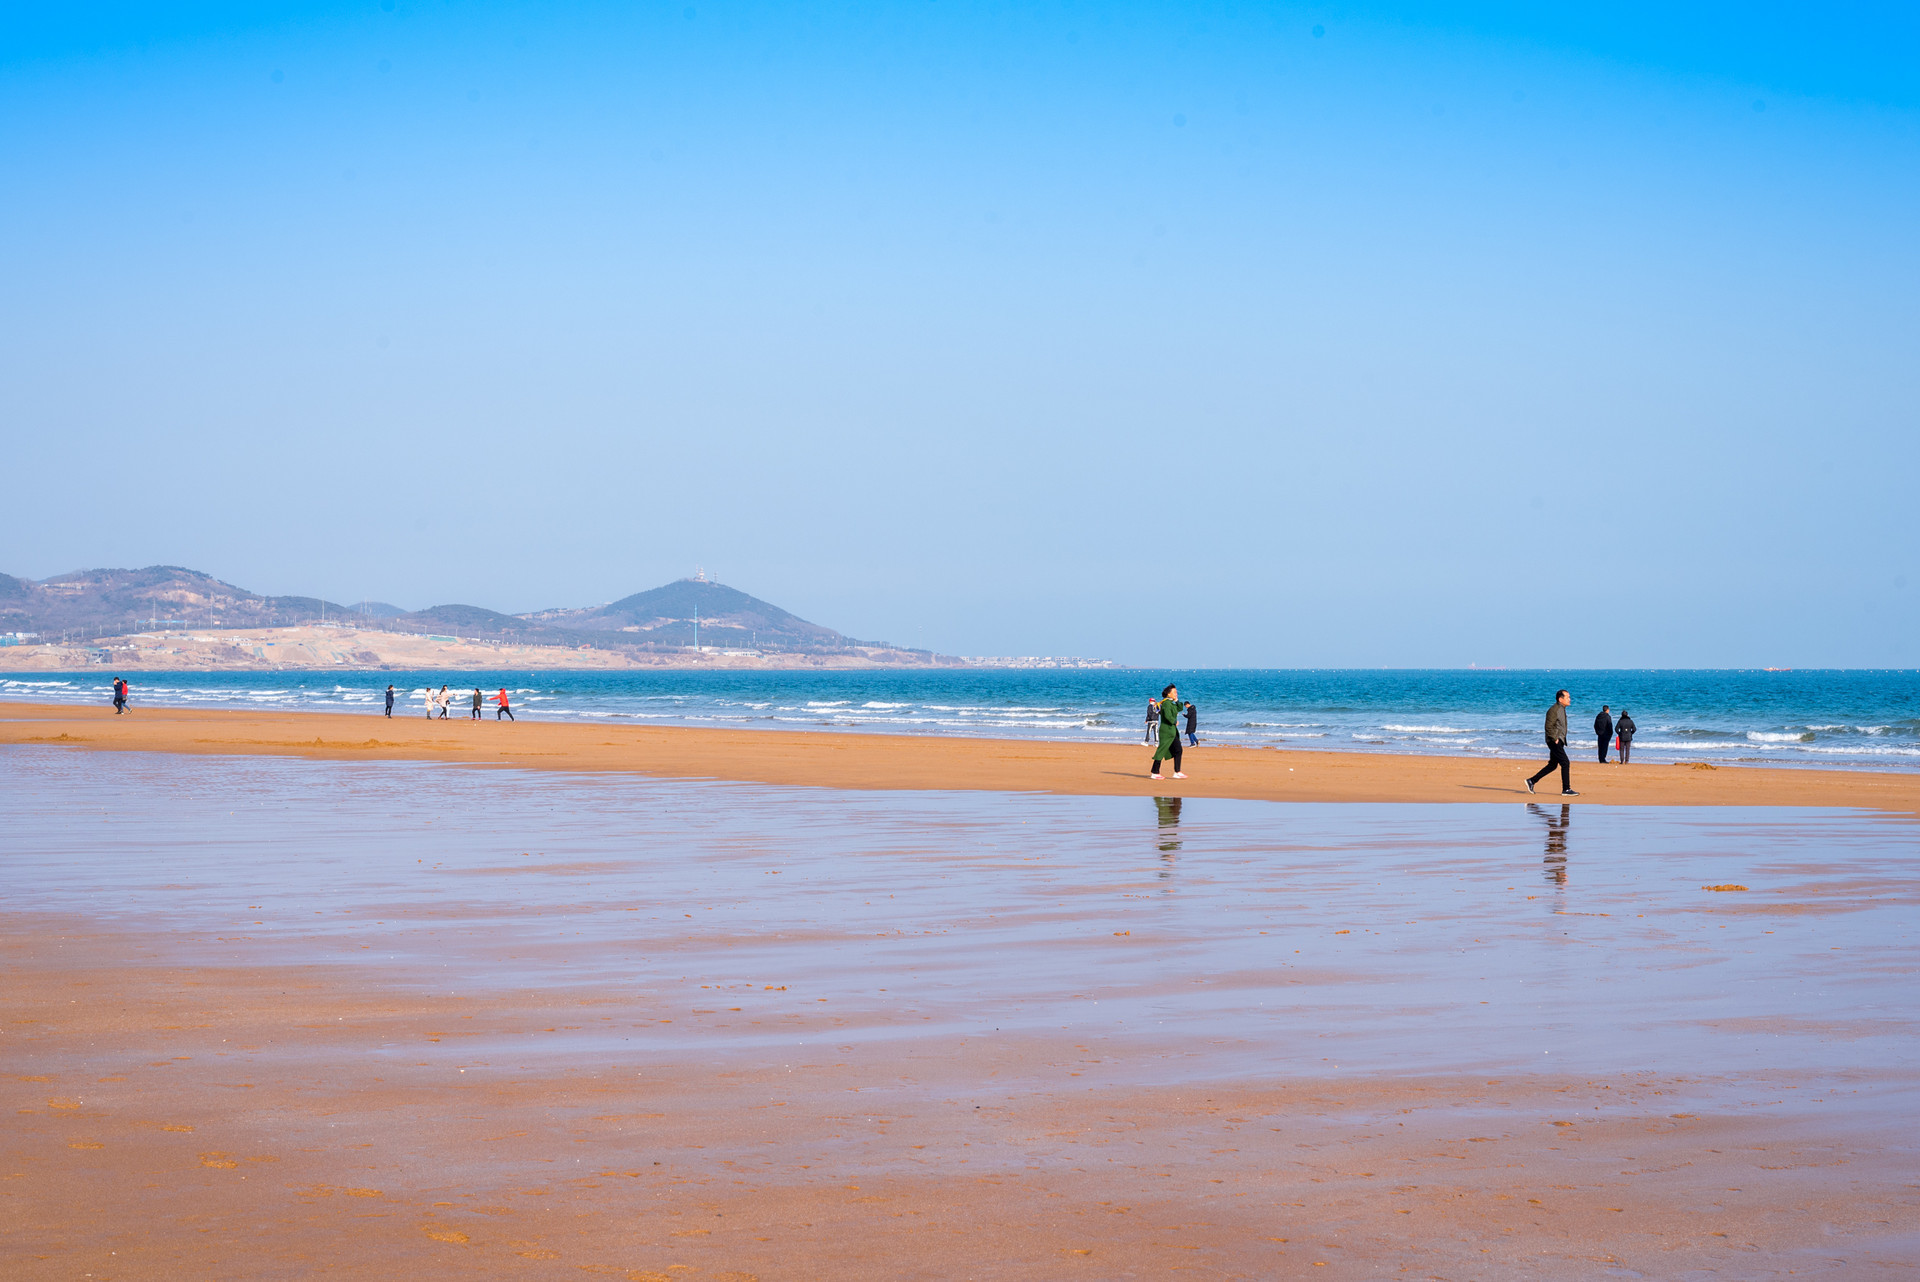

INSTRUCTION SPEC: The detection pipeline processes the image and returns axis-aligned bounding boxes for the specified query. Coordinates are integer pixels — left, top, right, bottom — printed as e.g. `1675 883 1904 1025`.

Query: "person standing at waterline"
1526 690 1578 796
1184 700 1198 747
1144 698 1158 745
1149 684 1187 780
384 685 396 718
470 688 484 720
1616 710 1636 764
1595 705 1614 764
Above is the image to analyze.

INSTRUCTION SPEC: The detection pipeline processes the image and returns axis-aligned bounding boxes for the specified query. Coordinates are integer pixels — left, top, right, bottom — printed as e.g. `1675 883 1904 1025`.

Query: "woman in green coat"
1150 683 1187 780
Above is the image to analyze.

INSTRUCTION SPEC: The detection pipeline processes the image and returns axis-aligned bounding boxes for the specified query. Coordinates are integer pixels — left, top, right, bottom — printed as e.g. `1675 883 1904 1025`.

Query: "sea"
5 668 1917 770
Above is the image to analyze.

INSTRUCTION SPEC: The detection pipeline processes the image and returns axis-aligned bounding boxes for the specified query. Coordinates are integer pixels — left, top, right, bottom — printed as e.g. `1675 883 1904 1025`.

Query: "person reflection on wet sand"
1528 802 1570 885
1154 795 1183 859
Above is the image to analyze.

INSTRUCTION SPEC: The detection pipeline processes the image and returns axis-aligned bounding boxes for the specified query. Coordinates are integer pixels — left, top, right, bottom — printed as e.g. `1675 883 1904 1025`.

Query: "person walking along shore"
111 678 129 715
1149 684 1186 780
1616 710 1636 764
1526 689 1578 796
1595 705 1614 764
1184 700 1198 747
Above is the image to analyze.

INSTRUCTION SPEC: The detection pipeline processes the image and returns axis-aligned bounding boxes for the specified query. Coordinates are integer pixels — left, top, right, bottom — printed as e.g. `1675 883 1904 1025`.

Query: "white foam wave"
1799 744 1920 757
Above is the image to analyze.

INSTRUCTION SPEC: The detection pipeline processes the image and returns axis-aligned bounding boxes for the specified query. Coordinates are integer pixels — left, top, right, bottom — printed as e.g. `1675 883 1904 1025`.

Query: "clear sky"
3 2 1915 666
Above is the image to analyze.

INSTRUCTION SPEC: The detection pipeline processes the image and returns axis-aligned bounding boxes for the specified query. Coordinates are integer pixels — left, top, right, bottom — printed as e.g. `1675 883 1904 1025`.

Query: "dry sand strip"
6 918 1911 1282
4 701 1919 812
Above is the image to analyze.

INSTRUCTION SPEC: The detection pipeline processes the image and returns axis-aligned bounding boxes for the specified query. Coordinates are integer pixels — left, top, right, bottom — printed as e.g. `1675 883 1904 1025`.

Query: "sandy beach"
4 713 1917 1278
3 700 1919 812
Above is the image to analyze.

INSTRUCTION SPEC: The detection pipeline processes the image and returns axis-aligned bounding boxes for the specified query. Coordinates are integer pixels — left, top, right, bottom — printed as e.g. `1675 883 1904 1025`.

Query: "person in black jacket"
1595 705 1614 764
1184 701 1198 747
1526 690 1577 795
1616 710 1637 764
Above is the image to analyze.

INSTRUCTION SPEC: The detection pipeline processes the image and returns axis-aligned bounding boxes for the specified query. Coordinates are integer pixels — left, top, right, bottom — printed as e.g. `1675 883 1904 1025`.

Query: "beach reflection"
1153 796 1183 851
1528 802 1571 886
8 748 1914 1089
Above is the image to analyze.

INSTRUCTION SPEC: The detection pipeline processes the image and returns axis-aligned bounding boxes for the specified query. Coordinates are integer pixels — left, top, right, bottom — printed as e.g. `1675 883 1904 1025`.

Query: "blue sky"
3 2 1915 665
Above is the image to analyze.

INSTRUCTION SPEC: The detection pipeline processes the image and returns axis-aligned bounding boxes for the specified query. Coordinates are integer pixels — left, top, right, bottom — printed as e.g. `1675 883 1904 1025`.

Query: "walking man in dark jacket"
1595 705 1614 764
1526 690 1578 796
1184 701 1198 747
383 685 396 718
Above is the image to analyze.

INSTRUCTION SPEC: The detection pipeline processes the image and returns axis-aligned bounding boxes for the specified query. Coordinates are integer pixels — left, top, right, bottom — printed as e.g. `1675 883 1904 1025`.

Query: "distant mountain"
0 567 899 657
523 578 855 651
0 566 354 637
383 603 590 648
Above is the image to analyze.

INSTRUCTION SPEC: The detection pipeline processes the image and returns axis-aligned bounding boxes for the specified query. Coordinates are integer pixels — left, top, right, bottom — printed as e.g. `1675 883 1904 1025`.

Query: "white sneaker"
1172 772 1187 779
1150 774 1162 780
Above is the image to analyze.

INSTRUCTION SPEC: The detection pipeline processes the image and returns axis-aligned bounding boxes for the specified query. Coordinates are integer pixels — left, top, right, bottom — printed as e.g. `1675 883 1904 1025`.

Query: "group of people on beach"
1144 693 1198 746
382 684 515 721
1526 689 1637 795
1138 684 1643 794
100 676 1647 801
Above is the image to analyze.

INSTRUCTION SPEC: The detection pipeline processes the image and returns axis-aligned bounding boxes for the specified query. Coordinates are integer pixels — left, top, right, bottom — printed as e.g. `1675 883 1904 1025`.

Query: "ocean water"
3 667 1916 770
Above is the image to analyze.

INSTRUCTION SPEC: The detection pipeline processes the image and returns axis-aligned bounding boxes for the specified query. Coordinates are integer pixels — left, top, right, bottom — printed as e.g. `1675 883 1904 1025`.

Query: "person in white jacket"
420 686 435 718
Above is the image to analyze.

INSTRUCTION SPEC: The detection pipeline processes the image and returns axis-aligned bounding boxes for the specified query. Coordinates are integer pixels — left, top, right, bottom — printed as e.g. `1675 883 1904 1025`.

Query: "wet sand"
5 749 1916 1278
5 701 1920 812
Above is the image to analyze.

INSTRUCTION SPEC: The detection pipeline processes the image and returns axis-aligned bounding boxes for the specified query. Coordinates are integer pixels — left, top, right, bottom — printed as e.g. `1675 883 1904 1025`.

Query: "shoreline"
7 700 1920 812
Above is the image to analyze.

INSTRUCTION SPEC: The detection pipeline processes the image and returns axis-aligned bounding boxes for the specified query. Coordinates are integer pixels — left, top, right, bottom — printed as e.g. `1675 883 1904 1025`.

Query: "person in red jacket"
494 688 515 721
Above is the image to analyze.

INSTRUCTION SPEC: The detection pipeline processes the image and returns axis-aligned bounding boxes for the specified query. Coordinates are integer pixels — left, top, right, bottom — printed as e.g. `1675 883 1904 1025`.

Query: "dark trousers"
1619 738 1632 764
1529 739 1571 792
1597 734 1610 764
1151 738 1183 774
471 706 481 719
497 706 514 720
384 704 393 717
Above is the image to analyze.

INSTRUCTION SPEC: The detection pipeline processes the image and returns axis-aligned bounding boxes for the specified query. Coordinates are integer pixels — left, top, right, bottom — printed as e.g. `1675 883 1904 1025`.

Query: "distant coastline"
0 624 1114 672
0 564 1115 671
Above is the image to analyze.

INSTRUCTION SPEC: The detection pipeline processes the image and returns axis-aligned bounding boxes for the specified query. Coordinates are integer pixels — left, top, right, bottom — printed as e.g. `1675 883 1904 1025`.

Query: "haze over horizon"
4 2 1915 668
